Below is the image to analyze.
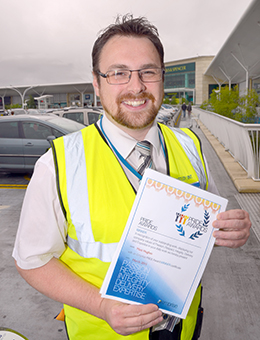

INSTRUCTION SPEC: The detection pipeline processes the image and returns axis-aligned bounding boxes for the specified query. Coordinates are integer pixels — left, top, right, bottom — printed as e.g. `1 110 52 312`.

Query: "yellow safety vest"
51 123 208 340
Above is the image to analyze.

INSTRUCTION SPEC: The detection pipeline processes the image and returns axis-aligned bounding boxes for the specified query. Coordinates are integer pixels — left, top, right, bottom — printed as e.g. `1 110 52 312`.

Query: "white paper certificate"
101 169 228 319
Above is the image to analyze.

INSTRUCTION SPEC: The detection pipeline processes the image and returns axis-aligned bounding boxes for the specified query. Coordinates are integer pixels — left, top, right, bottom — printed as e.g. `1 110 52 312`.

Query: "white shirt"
13 115 218 269
100 115 167 191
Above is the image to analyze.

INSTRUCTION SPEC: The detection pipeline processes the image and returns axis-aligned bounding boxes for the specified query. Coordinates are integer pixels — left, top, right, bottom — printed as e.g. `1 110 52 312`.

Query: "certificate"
101 169 228 319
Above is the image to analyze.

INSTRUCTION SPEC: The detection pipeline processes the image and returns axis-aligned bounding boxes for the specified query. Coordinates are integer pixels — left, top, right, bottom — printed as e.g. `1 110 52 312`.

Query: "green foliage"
210 86 239 118
200 101 208 110
27 95 36 109
5 104 22 109
235 90 259 123
164 95 178 105
171 95 178 105
200 86 260 123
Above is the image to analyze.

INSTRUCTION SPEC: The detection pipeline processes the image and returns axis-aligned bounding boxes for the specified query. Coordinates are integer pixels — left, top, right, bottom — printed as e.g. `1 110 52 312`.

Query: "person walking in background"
181 101 187 118
13 14 251 340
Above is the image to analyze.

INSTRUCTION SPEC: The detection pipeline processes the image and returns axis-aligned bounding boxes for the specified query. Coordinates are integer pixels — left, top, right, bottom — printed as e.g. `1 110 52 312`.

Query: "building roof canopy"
205 0 260 84
0 82 94 97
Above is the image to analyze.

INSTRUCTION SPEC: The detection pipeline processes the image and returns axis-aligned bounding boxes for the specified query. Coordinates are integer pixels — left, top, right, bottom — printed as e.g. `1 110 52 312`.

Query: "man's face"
93 35 164 131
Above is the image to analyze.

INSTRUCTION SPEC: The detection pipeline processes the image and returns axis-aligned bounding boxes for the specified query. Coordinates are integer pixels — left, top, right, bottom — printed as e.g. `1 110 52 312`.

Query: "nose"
126 70 146 94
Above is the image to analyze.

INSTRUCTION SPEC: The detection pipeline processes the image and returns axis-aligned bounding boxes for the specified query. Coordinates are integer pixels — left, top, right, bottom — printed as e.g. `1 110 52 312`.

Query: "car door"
0 120 25 171
21 121 54 169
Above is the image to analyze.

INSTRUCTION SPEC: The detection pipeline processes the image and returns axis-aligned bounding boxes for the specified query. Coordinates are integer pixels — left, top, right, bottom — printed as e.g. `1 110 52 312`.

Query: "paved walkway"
0 114 260 340
181 110 260 340
188 107 260 242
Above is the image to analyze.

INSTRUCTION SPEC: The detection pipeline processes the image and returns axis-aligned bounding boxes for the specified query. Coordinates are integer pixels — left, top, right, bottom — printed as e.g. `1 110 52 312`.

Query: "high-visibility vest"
51 123 208 340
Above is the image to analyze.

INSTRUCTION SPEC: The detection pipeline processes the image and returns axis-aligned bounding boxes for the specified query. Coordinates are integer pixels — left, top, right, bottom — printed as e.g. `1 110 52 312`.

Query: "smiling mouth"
123 100 146 107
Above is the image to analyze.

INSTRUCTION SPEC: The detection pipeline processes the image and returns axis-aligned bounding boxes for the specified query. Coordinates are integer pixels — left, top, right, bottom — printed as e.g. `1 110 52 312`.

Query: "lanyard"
99 115 166 181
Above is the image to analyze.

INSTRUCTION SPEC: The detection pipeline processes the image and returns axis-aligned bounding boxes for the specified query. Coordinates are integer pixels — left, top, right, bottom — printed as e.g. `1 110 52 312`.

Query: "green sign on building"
165 62 195 74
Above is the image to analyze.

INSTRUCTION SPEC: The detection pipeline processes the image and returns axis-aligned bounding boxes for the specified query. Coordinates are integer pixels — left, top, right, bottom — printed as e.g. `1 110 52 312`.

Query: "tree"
200 86 260 123
164 97 170 104
27 95 36 109
209 86 239 118
235 89 259 123
164 95 178 105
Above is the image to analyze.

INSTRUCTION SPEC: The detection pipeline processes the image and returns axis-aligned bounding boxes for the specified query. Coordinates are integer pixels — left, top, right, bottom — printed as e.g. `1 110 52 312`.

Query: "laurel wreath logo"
189 210 210 240
189 230 203 240
176 204 210 240
175 204 190 237
176 224 185 237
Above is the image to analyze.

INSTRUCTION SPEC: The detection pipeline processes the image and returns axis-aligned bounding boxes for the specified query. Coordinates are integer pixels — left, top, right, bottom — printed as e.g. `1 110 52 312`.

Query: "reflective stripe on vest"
62 131 118 262
167 126 207 190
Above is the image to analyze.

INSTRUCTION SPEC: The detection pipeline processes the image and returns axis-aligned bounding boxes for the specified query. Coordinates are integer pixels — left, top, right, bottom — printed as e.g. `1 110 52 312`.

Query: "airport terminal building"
0 0 259 109
0 57 225 108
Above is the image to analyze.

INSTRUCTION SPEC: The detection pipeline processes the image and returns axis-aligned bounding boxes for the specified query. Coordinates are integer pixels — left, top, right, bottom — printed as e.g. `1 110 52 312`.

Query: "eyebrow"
107 63 161 71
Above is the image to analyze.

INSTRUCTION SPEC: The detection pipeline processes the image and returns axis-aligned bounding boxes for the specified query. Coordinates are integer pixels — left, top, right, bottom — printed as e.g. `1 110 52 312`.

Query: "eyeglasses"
97 68 165 85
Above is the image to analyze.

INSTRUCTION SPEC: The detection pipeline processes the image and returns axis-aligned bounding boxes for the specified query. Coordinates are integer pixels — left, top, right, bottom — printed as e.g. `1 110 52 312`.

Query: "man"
13 15 251 340
187 102 192 120
181 102 187 119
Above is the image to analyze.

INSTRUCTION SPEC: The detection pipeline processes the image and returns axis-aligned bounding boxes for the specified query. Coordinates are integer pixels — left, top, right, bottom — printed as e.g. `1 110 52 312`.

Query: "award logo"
175 204 210 240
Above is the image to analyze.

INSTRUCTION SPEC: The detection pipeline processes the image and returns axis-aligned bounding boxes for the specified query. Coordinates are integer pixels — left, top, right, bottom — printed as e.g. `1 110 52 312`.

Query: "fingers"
100 299 163 336
214 209 250 224
112 303 163 335
212 209 251 248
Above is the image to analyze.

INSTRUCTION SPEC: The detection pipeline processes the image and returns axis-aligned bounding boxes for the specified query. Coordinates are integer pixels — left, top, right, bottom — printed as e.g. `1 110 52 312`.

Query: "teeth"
124 100 145 107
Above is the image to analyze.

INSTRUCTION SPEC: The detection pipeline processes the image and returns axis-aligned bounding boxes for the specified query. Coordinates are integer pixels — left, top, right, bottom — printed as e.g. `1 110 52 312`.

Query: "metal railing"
195 108 260 180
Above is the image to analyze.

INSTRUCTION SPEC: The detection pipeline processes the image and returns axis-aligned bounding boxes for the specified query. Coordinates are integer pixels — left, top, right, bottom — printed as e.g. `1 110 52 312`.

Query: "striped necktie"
135 140 154 176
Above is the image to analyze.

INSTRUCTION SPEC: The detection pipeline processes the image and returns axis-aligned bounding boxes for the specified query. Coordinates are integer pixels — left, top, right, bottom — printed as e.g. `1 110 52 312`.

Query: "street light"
8 85 38 109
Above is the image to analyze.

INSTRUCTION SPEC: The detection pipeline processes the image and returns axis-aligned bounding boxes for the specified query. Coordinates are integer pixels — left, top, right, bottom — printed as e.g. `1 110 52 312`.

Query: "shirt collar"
100 114 161 159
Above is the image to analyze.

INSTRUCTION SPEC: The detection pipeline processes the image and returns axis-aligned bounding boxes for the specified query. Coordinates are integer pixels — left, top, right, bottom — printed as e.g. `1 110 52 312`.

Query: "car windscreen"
47 117 84 133
88 112 101 125
63 112 84 125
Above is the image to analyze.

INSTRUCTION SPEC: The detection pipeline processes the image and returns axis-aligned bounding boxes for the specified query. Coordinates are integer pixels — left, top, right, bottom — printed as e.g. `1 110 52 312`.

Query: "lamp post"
8 85 38 109
0 95 5 110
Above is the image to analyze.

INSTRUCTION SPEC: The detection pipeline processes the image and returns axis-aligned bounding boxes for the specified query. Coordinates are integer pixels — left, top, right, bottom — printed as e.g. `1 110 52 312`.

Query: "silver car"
54 107 102 126
0 114 85 173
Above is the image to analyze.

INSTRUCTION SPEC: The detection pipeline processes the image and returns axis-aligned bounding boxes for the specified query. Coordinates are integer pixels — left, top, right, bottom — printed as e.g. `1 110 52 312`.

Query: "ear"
92 72 100 97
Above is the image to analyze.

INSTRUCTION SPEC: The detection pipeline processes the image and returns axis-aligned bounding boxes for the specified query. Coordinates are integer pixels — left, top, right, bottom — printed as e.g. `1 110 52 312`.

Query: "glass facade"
164 62 196 90
0 96 11 108
253 79 260 99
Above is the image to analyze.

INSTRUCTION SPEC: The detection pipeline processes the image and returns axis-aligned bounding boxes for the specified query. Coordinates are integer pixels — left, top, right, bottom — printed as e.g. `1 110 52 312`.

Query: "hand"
100 298 163 336
212 209 251 248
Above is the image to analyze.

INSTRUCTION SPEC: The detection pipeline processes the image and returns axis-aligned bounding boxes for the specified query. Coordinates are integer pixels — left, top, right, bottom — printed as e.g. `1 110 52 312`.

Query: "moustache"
118 92 155 103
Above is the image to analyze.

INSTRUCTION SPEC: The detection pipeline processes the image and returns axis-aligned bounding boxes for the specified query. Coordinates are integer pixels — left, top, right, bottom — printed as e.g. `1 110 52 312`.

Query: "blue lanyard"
99 115 166 181
159 129 166 159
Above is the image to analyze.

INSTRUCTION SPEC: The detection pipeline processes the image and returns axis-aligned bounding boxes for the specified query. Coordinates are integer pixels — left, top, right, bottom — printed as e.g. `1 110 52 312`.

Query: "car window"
63 112 84 125
52 128 63 138
88 112 100 125
22 122 53 139
0 121 19 138
47 116 84 133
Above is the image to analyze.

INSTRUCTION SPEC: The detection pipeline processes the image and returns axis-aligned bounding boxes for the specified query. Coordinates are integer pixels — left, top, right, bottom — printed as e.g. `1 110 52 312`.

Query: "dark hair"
92 14 164 79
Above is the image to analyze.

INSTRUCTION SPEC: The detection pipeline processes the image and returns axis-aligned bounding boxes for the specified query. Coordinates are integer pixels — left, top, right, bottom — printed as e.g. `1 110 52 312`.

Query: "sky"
0 0 253 88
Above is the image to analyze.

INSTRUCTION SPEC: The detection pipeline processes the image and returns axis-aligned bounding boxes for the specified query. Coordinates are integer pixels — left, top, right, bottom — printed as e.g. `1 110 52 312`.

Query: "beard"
103 92 162 130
